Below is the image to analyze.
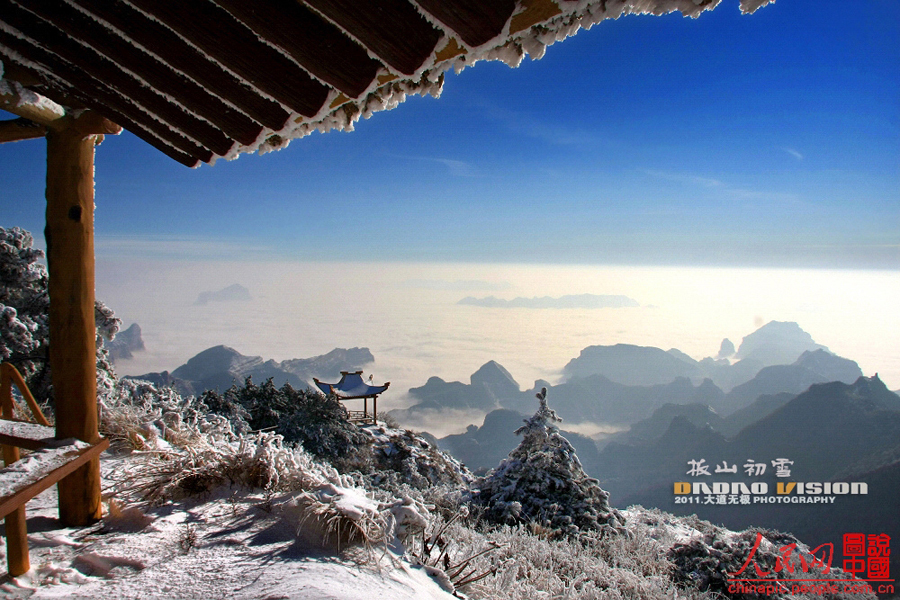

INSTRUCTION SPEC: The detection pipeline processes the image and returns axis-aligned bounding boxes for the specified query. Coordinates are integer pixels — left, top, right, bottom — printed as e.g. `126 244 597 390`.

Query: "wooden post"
44 116 115 526
2 78 120 527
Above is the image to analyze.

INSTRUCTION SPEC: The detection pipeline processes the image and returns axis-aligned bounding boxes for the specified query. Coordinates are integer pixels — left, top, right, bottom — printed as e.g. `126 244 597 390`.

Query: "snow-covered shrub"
668 525 868 600
100 377 237 450
106 421 391 553
200 377 372 471
413 514 679 600
471 388 624 535
409 506 869 600
0 226 120 406
361 424 473 492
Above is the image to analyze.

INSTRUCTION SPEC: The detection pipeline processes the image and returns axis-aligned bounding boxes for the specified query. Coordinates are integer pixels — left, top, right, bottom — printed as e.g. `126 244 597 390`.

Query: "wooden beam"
305 0 442 75
127 0 330 118
0 33 209 166
70 0 290 132
0 363 52 427
0 440 110 522
44 116 105 526
0 77 66 127
414 0 516 48
0 420 56 451
20 0 264 147
510 0 563 35
214 0 381 99
0 118 46 143
0 0 235 156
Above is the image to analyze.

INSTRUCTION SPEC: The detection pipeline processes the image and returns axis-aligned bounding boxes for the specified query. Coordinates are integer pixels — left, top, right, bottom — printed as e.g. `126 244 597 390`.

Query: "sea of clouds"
97 253 900 436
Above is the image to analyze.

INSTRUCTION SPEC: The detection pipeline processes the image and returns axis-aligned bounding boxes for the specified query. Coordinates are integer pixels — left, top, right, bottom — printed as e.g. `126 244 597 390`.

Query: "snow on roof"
0 0 773 167
314 371 390 399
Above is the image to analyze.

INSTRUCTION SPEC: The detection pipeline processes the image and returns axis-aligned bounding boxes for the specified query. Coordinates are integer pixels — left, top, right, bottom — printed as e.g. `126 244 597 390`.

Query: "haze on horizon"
96 259 900 437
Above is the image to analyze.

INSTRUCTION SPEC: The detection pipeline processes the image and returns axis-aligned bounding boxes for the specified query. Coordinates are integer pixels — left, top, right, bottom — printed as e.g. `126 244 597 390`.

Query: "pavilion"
314 372 390 424
0 0 770 545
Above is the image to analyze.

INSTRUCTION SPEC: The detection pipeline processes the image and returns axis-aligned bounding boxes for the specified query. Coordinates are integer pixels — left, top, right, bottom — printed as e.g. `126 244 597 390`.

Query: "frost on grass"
471 388 625 535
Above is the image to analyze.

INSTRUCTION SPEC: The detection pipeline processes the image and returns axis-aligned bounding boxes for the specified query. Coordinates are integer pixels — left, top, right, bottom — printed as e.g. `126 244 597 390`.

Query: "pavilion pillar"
3 78 120 526
45 123 103 526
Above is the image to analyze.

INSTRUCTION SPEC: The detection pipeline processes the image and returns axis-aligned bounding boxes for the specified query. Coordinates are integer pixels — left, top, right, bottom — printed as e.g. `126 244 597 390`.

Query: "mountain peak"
563 343 702 386
734 321 828 366
471 360 519 388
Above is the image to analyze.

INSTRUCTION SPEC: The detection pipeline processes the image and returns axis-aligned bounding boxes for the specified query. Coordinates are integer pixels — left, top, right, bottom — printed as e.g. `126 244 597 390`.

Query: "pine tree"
472 387 624 535
0 226 119 404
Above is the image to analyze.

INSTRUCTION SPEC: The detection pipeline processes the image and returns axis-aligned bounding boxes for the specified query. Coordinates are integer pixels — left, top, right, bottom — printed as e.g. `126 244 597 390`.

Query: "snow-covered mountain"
128 345 374 396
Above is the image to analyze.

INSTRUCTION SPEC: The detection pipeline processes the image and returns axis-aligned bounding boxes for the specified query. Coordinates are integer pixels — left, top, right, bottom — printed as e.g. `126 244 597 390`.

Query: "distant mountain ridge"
402 321 879 512
394 322 865 431
715 349 863 415
598 375 900 505
106 322 145 362
561 322 854 395
589 375 900 583
194 283 252 306
735 320 828 364
129 345 374 397
563 344 703 386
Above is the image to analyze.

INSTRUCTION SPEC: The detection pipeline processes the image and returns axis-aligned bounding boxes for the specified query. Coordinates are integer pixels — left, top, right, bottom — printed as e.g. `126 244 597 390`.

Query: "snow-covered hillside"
0 380 876 600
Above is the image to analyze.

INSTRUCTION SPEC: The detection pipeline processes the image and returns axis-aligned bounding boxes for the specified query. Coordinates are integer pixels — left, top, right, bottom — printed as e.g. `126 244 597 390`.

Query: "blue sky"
3 0 898 268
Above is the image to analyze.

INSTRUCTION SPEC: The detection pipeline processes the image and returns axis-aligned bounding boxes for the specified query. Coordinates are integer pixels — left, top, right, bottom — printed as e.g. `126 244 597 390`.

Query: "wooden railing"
1 363 51 427
0 363 109 576
345 410 374 424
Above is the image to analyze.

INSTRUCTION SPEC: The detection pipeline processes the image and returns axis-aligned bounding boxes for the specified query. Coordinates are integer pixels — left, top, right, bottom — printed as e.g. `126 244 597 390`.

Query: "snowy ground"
0 456 456 600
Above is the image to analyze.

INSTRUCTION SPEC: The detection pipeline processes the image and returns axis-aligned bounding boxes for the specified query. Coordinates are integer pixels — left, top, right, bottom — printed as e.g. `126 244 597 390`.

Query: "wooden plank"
0 0 235 156
0 36 211 166
305 0 441 75
128 0 330 118
414 0 515 48
510 0 562 35
0 420 56 451
45 122 102 526
0 439 109 520
19 0 264 146
70 0 290 132
214 0 380 99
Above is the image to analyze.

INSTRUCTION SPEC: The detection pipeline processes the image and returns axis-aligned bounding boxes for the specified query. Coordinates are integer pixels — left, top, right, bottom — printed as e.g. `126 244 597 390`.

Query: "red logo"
843 533 891 580
727 532 893 596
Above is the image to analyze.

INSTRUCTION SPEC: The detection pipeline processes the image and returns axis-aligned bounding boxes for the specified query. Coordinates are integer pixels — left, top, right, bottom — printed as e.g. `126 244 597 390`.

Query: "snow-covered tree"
0 226 119 404
200 377 373 472
472 387 625 535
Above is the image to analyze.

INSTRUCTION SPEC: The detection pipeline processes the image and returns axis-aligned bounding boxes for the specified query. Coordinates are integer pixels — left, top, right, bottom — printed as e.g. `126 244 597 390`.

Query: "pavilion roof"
314 371 390 399
0 0 771 168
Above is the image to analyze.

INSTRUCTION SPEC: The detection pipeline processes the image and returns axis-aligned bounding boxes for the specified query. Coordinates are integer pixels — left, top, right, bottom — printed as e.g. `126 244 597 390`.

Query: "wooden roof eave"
2 0 755 167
